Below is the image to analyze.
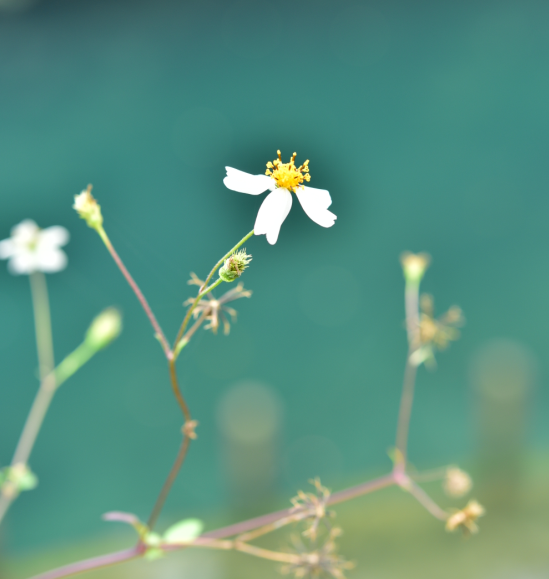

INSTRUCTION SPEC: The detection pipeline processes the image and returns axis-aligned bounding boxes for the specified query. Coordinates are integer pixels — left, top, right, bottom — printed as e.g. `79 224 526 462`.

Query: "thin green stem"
0 273 56 525
200 229 254 293
52 343 96 387
394 278 421 474
172 279 222 359
394 360 417 473
12 273 56 462
30 272 55 381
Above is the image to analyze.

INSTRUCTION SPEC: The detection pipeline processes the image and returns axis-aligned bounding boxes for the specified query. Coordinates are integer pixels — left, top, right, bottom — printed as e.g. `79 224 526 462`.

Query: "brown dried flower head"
186 274 252 335
410 294 465 366
290 478 333 540
282 528 354 579
419 294 464 350
446 499 485 535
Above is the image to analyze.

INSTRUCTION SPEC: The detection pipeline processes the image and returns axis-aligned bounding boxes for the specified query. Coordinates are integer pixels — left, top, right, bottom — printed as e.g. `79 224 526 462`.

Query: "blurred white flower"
0 220 69 275
224 150 337 245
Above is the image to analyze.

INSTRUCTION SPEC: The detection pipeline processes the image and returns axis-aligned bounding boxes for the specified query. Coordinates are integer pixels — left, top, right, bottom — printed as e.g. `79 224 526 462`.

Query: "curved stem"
168 359 191 421
146 358 193 530
173 279 223 358
96 227 171 359
147 436 190 530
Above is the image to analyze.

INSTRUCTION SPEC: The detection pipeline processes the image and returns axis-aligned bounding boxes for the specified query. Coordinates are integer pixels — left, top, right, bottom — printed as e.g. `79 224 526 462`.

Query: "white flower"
223 150 337 244
0 220 69 275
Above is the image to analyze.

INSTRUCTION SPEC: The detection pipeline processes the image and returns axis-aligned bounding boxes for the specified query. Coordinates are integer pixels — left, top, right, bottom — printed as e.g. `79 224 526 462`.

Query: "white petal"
223 167 274 195
11 220 39 244
39 226 70 248
8 252 37 275
36 248 68 273
295 186 337 228
254 188 293 245
0 239 15 259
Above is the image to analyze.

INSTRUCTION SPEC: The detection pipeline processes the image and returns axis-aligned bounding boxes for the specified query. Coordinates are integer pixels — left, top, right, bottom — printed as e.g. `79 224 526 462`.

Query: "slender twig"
203 473 396 540
170 537 300 564
182 310 209 344
410 466 449 483
28 547 143 579
96 227 171 358
0 273 56 524
30 271 55 381
146 233 254 531
394 274 421 473
147 436 190 530
406 481 448 521
168 359 191 421
172 279 223 357
394 360 417 473
233 542 299 564
29 473 395 579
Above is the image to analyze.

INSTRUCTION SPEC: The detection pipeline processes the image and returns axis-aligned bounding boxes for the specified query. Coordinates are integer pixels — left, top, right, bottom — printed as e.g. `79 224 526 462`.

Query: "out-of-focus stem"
406 481 448 521
202 473 396 540
28 547 143 579
394 277 421 473
96 226 171 358
0 273 56 524
30 271 55 381
394 360 417 473
147 436 190 530
30 473 396 579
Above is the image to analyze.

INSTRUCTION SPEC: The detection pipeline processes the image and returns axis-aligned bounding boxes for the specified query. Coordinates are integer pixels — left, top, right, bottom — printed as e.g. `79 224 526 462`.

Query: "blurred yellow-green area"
1 0 549 577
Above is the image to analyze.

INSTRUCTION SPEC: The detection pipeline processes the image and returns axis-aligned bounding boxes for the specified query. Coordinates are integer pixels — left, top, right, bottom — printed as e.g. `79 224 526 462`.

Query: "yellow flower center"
265 150 311 193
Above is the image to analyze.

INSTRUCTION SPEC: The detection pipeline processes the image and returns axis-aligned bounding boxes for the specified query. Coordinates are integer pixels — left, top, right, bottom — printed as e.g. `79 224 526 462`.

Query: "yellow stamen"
265 150 311 192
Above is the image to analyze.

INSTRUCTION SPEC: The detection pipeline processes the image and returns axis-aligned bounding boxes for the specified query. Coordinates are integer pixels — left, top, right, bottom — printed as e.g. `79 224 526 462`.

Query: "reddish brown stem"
147 436 190 530
28 546 143 579
30 473 395 579
202 473 396 540
98 228 171 358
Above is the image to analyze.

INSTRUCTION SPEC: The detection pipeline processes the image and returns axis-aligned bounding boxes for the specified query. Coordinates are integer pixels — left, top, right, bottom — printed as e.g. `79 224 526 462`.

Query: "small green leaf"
18 469 38 491
144 532 162 546
163 518 203 544
145 547 164 561
144 532 164 560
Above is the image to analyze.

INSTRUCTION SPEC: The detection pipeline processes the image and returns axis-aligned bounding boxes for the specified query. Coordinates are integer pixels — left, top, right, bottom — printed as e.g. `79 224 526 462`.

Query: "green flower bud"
219 249 252 283
400 252 430 284
1 463 38 499
85 308 122 351
74 185 103 230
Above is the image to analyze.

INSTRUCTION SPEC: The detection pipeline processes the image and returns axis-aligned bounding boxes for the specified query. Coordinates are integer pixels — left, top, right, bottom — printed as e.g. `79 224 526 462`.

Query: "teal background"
1 0 549 577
